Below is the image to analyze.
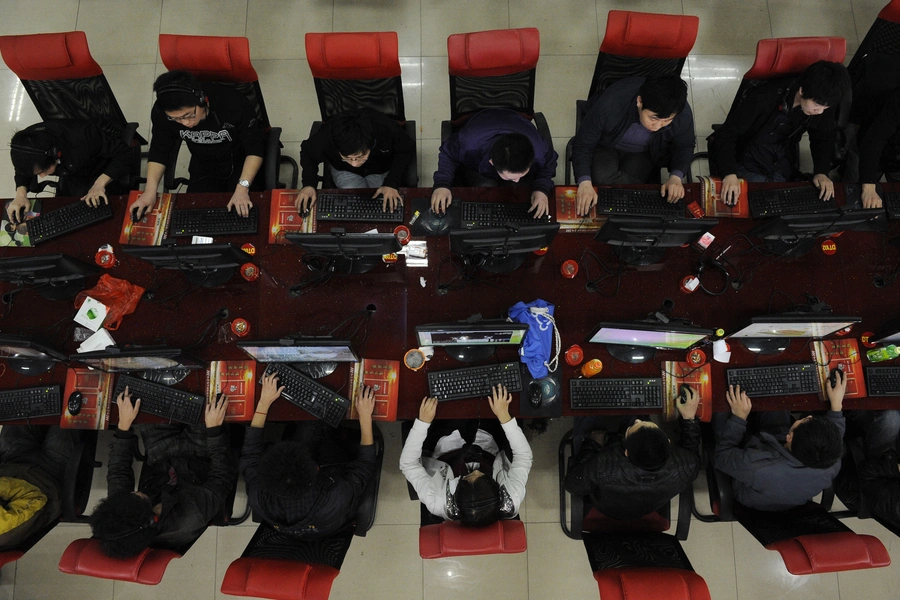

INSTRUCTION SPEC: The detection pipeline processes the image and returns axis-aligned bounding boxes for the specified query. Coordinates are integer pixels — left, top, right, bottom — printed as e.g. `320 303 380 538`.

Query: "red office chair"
158 34 297 191
0 31 146 191
848 0 900 86
564 10 699 184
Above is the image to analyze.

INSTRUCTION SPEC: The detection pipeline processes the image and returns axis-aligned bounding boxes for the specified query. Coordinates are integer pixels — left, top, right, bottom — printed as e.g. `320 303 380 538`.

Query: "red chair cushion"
448 28 540 77
58 538 180 585
583 508 671 534
159 34 258 83
419 520 527 558
744 37 847 80
766 532 891 575
880 0 900 23
594 567 711 600
600 11 699 59
305 32 400 79
0 31 102 80
221 557 339 600
0 550 24 570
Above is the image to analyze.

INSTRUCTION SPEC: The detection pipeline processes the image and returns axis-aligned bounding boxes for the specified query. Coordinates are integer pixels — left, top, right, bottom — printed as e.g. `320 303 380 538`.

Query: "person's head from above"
10 128 59 177
636 76 689 132
455 470 502 527
153 70 208 128
89 491 159 558
796 61 850 116
785 415 843 469
624 419 671 471
256 441 319 497
331 112 376 168
489 133 535 183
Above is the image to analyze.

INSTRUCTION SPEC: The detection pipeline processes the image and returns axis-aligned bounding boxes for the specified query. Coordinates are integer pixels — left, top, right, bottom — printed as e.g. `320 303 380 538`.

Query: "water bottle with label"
867 345 900 362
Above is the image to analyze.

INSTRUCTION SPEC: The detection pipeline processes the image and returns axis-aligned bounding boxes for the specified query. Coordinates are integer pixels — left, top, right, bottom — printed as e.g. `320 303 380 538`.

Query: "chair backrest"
766 531 891 575
0 31 136 142
221 557 340 600
849 0 900 84
594 567 712 600
446 28 540 123
158 34 270 129
305 32 405 122
58 538 181 585
419 519 527 558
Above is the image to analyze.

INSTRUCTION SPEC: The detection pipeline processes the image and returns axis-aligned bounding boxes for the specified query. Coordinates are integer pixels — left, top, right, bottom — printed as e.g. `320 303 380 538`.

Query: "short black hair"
790 416 843 469
153 70 204 112
330 113 375 157
256 441 319 496
624 426 670 470
490 133 534 174
638 76 689 118
10 128 57 175
798 61 850 109
90 492 157 558
455 475 501 527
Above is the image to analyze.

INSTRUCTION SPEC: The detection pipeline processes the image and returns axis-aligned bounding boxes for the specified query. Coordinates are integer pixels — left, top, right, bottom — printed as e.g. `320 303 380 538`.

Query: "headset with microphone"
155 80 207 107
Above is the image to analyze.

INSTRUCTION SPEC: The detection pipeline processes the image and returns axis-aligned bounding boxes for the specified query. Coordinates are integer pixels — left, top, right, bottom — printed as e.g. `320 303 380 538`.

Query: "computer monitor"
448 223 560 273
415 319 530 362
0 334 66 375
586 321 715 364
122 243 250 287
872 318 900 345
594 216 720 265
286 231 402 275
0 254 103 300
237 338 358 378
727 315 861 354
748 208 885 258
70 346 203 384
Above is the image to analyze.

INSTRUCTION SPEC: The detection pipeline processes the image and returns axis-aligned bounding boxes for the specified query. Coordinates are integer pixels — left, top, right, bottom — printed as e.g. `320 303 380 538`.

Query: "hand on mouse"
131 190 157 220
430 187 452 214
7 192 29 224
296 186 317 214
825 368 847 411
676 385 700 420
374 186 402 212
576 181 598 216
721 174 741 206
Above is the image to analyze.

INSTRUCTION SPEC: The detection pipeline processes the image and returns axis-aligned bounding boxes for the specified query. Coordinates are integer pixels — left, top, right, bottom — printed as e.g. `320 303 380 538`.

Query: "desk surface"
3 184 899 424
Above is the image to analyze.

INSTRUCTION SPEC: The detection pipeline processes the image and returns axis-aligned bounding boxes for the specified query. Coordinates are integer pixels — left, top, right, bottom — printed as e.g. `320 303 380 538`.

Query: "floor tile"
252 59 320 143
333 0 422 57
526 522 598 599
768 0 860 54
533 54 597 139
400 57 423 138
75 0 163 65
420 0 510 56
0 562 13 600
420 57 449 140
330 524 423 600
682 0 772 55
0 70 44 130
246 0 333 60
687 55 755 153
101 63 159 140
0 1 79 36
373 422 421 525
520 417 571 524
680 520 737 600
423 550 528 600
159 0 250 38
509 0 599 55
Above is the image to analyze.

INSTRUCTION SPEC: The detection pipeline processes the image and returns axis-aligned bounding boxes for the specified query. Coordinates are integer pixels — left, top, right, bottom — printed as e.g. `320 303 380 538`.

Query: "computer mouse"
679 384 691 404
528 381 543 408
298 205 310 218
829 366 844 388
67 391 83 416
418 208 451 236
11 205 24 225
131 207 142 223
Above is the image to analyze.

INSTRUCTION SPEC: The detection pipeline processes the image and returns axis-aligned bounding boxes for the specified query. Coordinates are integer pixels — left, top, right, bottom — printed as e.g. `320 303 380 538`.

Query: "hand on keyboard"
725 384 751 420
205 393 229 428
116 386 141 432
227 188 254 217
661 175 685 203
81 182 109 207
488 384 512 424
529 191 549 219
812 173 835 201
419 396 438 423
576 181 598 216
375 186 403 212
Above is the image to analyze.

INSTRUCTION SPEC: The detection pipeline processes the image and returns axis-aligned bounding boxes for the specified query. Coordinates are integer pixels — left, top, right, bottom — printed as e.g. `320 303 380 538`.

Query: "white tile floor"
1 1 899 598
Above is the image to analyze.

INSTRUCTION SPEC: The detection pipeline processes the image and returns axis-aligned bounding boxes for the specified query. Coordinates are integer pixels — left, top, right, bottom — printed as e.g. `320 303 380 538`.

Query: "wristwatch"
238 179 251 188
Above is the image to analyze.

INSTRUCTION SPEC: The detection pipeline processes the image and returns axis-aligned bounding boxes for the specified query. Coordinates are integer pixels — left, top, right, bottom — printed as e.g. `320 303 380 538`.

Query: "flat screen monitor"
594 216 719 265
122 243 250 287
0 253 102 299
727 315 861 354
415 320 530 362
0 334 66 375
748 208 885 258
586 321 714 364
873 318 900 345
286 231 401 275
448 223 560 273
237 339 359 363
70 346 203 383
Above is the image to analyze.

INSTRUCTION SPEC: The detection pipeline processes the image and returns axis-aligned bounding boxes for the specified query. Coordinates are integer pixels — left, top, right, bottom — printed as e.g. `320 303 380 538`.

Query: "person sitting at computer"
563 387 701 519
713 60 850 205
714 378 845 511
572 76 696 216
857 89 900 209
430 108 558 219
130 70 265 220
295 108 416 214
6 120 133 223
239 373 377 537
399 384 533 525
89 388 237 557
0 425 80 550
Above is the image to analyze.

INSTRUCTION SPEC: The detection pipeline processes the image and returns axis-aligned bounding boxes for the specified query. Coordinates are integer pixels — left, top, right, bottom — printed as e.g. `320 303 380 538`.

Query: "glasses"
339 151 370 165
167 108 197 122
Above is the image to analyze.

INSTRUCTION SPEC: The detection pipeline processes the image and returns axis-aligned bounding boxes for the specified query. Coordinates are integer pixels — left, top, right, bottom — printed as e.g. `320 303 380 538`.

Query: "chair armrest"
61 432 99 523
355 424 384 537
675 484 693 541
558 429 583 540
574 99 588 133
565 137 574 185
441 121 452 144
533 112 553 152
403 121 419 187
264 127 284 190
711 467 735 521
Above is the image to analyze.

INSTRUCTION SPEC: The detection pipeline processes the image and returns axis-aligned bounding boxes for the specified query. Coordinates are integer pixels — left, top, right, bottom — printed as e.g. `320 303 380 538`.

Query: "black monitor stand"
738 338 790 355
761 238 816 259
466 252 526 274
446 345 496 363
138 369 191 385
182 266 238 288
606 344 657 364
614 246 666 267
292 362 338 379
7 358 56 376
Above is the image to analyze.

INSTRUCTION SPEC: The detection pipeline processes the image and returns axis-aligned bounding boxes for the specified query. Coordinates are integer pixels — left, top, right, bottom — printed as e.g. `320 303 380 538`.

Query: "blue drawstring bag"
509 299 560 379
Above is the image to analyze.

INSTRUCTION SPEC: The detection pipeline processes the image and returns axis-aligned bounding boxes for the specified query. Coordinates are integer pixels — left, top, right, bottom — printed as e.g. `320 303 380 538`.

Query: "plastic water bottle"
867 345 900 362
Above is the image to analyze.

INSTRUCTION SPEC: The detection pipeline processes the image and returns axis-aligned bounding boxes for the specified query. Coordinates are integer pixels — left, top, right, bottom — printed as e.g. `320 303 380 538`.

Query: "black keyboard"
315 193 404 223
169 207 259 237
725 363 819 397
0 386 61 421
570 378 663 409
26 202 113 245
748 186 836 219
884 192 900 220
594 188 683 217
262 363 350 427
113 375 205 425
427 362 523 401
865 366 900 396
460 201 551 227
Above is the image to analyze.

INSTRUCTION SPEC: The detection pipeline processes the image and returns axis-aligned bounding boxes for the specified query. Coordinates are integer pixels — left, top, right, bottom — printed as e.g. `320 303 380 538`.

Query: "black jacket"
300 108 415 189
858 449 900 529
564 419 701 520
571 76 696 181
859 90 900 183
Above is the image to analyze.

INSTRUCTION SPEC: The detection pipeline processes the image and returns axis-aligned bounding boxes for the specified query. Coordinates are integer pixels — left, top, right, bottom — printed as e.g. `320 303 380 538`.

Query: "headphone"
156 80 207 107
9 125 60 161
100 513 159 540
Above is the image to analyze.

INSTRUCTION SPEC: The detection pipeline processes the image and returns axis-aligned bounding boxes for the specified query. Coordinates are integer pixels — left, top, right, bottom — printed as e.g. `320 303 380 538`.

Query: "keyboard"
113 375 205 425
865 366 900 396
26 201 114 245
570 378 663 410
0 386 61 421
262 363 350 427
427 362 523 401
725 363 819 397
748 186 837 219
315 193 404 223
460 201 551 228
594 188 683 217
168 207 259 237
883 192 900 220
